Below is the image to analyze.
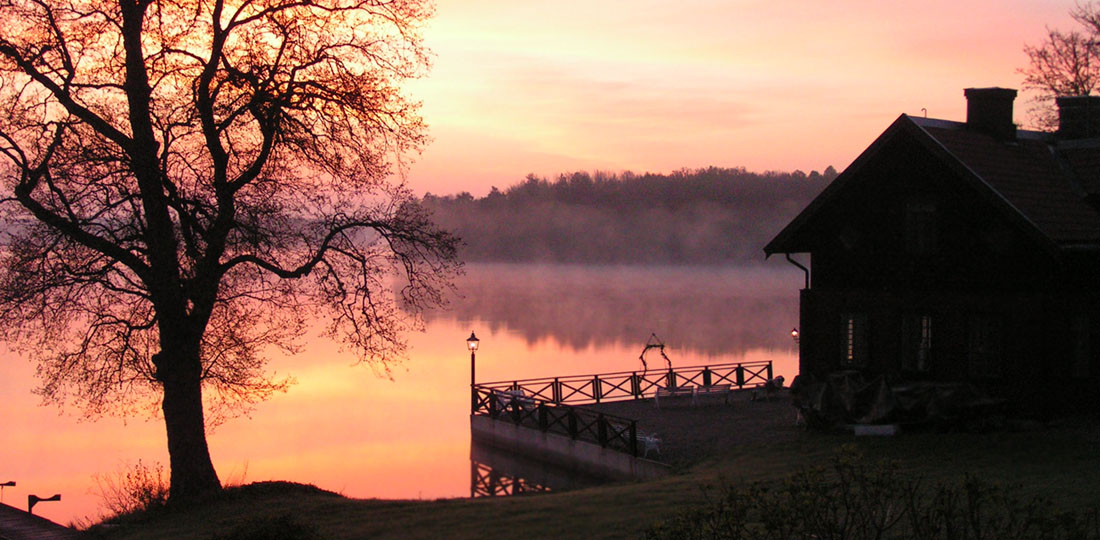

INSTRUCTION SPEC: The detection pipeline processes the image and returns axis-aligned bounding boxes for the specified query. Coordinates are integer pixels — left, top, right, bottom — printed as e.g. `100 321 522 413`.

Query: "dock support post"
597 414 608 447
630 421 638 456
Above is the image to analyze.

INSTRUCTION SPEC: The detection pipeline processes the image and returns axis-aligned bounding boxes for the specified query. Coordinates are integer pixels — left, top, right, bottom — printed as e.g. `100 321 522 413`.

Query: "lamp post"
467 332 479 412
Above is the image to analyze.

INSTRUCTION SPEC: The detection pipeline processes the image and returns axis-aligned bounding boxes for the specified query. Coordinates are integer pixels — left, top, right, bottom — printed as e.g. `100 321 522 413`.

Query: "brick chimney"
1056 95 1100 139
964 87 1017 140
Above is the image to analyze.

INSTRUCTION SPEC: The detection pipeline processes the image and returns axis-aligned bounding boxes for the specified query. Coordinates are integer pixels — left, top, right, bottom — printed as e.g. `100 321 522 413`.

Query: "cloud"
405 0 1079 196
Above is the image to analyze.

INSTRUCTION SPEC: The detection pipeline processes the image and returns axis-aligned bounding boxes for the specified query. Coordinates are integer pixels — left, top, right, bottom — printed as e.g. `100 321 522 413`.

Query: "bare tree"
0 0 459 505
1020 2 1100 129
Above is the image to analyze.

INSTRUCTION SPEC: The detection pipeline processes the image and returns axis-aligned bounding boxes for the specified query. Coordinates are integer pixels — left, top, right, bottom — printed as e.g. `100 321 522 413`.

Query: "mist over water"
1 262 802 524
421 168 831 266
434 263 803 357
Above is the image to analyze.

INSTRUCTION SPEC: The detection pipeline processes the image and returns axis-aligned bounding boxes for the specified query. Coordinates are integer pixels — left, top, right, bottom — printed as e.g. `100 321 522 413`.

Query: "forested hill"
420 166 835 265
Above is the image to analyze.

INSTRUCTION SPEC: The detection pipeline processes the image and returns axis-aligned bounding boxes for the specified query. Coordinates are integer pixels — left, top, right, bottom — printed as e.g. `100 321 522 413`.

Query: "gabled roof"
765 113 1100 255
0 503 80 540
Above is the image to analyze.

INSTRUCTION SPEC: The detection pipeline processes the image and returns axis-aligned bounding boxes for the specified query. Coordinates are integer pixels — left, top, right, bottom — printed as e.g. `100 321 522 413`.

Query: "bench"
693 383 732 405
654 385 695 408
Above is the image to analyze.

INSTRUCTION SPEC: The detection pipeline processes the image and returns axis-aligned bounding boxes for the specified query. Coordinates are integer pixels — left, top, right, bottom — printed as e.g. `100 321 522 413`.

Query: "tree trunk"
157 351 222 505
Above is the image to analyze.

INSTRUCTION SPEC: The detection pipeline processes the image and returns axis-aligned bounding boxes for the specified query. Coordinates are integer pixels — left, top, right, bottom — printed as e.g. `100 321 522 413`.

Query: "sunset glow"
1 0 1078 529
0 326 798 523
406 0 1077 196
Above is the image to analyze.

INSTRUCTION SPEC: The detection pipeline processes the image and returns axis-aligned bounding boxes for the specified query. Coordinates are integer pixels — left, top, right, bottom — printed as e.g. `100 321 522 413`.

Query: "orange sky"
404 0 1076 196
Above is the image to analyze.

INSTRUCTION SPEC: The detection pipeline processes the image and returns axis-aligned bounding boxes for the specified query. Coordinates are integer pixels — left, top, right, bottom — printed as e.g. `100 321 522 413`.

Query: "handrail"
470 360 774 460
475 361 773 407
472 386 640 456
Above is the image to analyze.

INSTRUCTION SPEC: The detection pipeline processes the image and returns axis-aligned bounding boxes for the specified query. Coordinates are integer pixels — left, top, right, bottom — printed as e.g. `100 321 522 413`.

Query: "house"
0 502 81 540
765 88 1100 415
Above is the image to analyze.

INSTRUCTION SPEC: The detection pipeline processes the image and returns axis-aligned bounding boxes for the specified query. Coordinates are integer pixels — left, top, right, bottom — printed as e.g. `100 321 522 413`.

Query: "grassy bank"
90 420 1100 539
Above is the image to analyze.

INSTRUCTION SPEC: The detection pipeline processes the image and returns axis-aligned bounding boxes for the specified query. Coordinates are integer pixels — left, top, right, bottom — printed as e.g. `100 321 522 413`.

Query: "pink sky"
404 0 1076 196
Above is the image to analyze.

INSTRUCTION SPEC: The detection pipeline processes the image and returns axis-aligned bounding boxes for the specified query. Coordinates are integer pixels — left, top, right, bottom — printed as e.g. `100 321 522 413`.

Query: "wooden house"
765 88 1100 415
0 502 80 540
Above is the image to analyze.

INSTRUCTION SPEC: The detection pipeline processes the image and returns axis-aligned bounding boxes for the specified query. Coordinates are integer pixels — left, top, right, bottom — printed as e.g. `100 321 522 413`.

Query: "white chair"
640 433 661 458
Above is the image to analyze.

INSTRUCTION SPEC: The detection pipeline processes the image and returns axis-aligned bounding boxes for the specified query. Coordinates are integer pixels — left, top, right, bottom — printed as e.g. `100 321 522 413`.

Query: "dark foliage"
646 446 1100 540
1019 1 1100 129
220 481 343 500
421 167 832 264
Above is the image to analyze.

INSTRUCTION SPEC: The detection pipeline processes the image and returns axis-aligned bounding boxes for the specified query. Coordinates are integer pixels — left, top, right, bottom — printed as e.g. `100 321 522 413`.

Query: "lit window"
842 313 868 367
1072 316 1090 378
903 314 933 372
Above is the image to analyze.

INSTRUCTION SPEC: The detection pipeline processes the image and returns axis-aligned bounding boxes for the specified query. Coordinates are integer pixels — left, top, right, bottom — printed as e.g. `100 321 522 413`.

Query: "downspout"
784 253 810 289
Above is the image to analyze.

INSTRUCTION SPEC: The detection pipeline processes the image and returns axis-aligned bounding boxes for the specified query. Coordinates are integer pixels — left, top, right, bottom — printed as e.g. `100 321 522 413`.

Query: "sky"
403 0 1078 197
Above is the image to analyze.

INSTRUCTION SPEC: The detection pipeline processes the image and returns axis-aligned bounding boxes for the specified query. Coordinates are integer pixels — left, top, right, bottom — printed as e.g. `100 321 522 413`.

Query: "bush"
646 447 1100 540
93 460 170 518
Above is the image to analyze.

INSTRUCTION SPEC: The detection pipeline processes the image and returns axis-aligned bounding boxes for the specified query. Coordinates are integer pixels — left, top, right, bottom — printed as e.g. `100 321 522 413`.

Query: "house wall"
805 136 1056 294
797 132 1100 415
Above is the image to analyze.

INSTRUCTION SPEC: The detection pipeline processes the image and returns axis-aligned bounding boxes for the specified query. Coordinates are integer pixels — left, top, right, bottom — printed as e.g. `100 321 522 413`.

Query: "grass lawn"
88 417 1100 540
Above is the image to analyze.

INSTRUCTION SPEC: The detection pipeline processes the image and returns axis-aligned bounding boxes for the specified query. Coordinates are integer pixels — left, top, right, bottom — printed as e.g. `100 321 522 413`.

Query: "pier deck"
586 390 805 466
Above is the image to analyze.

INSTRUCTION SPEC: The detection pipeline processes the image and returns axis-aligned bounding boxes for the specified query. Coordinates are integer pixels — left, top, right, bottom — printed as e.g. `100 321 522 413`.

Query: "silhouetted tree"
0 0 457 505
1020 2 1100 128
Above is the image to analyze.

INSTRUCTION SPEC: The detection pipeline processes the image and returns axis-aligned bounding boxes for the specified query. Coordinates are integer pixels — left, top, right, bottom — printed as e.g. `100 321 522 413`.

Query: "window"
905 201 937 255
1072 316 1090 378
968 316 1002 378
841 313 868 367
903 314 933 372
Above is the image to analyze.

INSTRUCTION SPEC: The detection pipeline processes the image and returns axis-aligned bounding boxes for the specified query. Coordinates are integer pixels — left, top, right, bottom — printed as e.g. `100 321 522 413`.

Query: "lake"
0 263 802 525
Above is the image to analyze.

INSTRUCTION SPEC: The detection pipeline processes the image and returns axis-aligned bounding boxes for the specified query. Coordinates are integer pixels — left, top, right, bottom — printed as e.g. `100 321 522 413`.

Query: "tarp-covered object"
791 371 1006 430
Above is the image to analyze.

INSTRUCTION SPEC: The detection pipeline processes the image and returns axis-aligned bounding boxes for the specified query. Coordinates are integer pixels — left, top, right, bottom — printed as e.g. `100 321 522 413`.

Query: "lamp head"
466 331 479 352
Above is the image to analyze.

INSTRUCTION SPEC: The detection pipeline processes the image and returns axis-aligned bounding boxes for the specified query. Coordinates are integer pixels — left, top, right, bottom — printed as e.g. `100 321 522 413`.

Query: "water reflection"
470 461 551 497
434 263 802 356
0 263 802 523
470 438 604 497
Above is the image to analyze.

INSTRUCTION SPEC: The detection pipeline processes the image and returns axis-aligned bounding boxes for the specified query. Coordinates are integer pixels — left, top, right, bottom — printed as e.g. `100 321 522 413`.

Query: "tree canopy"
1020 1 1100 128
0 0 458 503
422 167 832 265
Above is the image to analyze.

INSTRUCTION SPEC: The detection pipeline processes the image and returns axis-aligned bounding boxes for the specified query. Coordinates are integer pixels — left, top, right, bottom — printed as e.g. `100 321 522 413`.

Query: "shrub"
93 460 170 518
646 447 1100 540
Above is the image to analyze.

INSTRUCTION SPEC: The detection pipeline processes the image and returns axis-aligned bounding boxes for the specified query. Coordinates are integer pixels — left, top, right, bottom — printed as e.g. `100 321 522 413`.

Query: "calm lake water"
0 263 801 525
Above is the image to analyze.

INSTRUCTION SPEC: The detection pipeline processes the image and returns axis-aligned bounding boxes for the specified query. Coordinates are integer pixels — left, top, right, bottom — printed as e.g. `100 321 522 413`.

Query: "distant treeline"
421 166 835 264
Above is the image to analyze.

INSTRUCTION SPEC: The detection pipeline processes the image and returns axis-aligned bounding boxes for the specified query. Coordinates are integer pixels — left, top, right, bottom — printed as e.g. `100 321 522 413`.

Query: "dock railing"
470 360 774 458
475 360 773 407
472 386 639 455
